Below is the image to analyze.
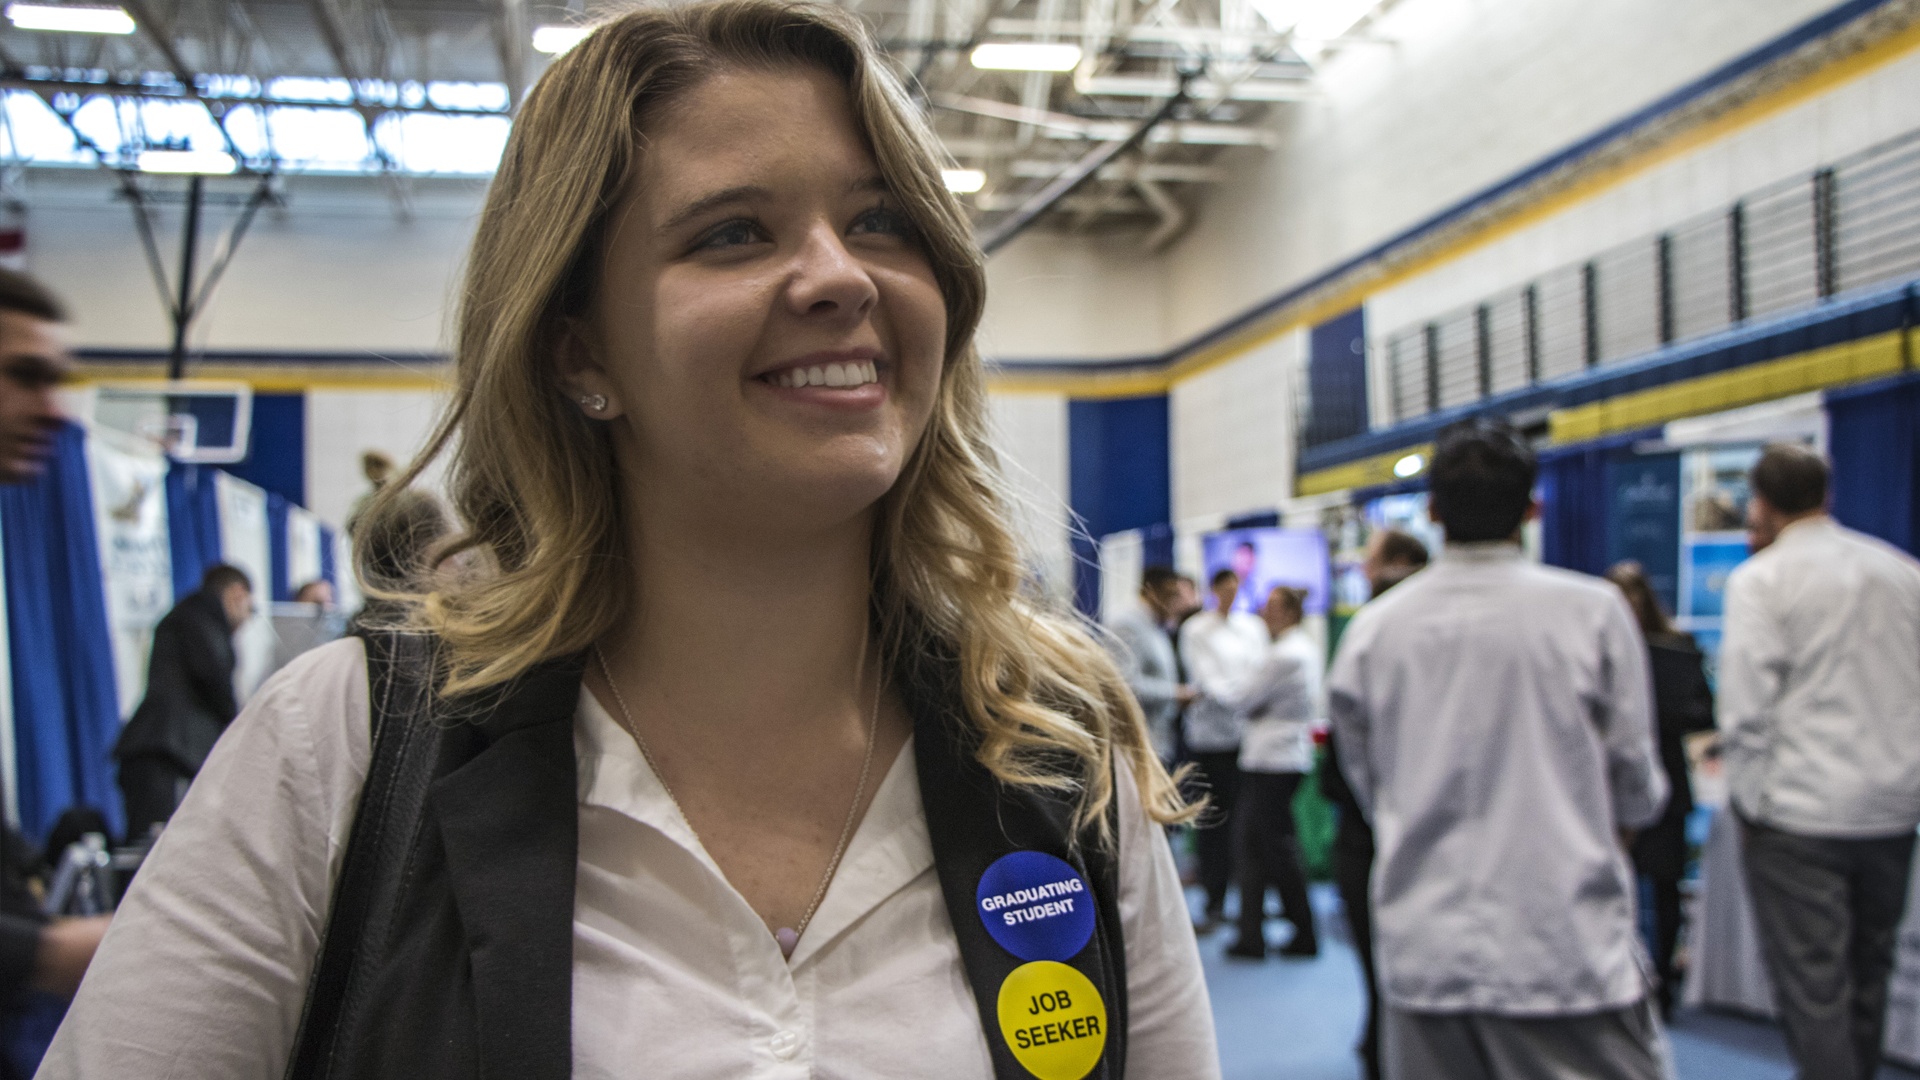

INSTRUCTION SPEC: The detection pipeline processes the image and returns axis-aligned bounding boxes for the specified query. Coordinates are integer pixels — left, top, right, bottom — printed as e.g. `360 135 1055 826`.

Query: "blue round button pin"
976 851 1096 962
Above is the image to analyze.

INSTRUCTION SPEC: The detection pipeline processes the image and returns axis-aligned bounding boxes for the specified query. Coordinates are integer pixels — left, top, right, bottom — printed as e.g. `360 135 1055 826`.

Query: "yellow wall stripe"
1547 328 1914 444
1296 442 1435 498
987 13 1920 400
74 363 452 392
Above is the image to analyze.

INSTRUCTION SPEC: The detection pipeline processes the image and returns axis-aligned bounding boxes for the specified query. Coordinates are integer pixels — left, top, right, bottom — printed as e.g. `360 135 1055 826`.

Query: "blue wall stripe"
1068 395 1172 616
227 392 306 508
1301 278 1920 472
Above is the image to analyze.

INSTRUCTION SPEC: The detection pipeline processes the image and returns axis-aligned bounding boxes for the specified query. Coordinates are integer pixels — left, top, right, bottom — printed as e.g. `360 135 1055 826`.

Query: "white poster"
214 472 275 702
333 528 361 615
84 430 173 720
1098 530 1144 625
286 506 324 595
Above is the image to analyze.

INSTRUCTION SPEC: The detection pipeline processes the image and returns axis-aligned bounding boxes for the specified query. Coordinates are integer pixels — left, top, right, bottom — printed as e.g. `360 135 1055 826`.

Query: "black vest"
285 631 1129 1080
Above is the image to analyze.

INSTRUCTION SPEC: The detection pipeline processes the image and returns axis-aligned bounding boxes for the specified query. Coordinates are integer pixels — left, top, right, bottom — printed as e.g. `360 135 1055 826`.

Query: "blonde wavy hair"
361 0 1193 838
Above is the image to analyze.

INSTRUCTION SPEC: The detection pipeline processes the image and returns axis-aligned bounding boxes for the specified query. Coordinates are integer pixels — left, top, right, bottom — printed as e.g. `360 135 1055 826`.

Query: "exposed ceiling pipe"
977 69 1195 254
1134 177 1188 251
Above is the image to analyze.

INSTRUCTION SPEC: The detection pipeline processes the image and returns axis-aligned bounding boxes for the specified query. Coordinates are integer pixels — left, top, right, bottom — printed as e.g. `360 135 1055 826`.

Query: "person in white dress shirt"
1329 418 1670 1080
1219 585 1320 961
1720 442 1920 1080
39 4 1219 1076
1178 568 1271 932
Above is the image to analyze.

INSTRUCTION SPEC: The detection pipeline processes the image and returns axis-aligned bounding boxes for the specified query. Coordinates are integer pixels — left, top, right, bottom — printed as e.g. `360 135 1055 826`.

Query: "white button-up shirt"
1328 544 1667 1015
1719 516 1920 838
42 639 1221 1078
1178 610 1269 753
1224 625 1321 775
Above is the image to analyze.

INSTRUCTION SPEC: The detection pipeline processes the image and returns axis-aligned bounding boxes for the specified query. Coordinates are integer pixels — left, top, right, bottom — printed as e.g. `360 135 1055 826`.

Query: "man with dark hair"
0 268 74 485
0 269 109 1059
1179 566 1269 932
1330 420 1670 1080
1720 442 1920 1080
1364 529 1430 590
1324 527 1429 1080
1104 565 1197 763
113 564 254 841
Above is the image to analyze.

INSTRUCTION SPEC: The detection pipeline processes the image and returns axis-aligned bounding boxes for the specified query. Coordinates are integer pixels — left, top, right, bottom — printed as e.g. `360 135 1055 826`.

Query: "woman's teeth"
770 361 880 389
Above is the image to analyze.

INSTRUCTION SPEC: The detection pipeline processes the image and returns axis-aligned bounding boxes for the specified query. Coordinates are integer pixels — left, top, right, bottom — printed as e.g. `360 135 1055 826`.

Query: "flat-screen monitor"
1200 527 1331 616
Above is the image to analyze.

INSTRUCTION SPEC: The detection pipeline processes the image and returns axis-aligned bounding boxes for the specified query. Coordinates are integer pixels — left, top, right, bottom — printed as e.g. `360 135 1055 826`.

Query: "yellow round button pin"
996 961 1107 1080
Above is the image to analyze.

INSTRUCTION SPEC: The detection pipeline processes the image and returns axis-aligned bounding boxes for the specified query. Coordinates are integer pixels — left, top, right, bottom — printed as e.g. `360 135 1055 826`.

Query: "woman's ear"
555 319 625 420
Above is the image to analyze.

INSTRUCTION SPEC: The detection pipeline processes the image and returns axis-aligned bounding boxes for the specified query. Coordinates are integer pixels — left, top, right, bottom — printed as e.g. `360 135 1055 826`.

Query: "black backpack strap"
285 631 441 1080
906 642 1131 1080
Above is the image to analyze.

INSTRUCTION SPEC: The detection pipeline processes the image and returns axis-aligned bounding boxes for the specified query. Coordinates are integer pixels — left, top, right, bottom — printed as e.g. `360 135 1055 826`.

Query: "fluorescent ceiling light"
1392 452 1425 479
5 3 134 33
137 149 238 175
942 169 986 194
1296 0 1380 41
970 42 1082 72
532 25 591 55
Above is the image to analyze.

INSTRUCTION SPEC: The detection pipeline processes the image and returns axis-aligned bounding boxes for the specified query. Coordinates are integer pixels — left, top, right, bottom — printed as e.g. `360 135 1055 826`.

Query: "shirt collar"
1775 514 1835 544
1440 540 1525 563
572 687 933 969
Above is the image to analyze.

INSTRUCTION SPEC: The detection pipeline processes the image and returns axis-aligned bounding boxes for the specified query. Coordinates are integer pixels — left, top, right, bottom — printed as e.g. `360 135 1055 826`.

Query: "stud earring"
579 393 608 413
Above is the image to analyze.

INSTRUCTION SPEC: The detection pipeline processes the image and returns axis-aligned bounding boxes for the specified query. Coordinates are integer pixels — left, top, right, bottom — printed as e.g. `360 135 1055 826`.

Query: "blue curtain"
318 523 337 590
1830 373 1920 555
165 464 224 601
0 425 124 840
266 493 292 602
1538 444 1612 577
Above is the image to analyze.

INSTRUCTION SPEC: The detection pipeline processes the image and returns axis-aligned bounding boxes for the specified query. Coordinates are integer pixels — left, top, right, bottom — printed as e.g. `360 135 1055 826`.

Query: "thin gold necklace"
591 640 881 961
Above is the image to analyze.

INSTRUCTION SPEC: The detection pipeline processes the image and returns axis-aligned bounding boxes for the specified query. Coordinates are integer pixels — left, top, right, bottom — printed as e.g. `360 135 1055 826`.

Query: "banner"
84 432 172 720
215 472 275 701
286 506 324 595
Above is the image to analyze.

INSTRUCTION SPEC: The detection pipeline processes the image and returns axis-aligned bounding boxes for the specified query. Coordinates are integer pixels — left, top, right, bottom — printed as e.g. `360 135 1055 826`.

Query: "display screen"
1200 527 1332 616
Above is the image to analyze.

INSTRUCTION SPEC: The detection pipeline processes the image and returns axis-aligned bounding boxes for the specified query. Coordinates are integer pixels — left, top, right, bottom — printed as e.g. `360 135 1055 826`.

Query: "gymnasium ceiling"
0 0 1394 244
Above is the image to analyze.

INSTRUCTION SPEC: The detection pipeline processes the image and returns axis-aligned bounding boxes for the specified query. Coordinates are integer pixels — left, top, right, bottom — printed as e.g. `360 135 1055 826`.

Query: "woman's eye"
693 219 767 251
850 206 915 239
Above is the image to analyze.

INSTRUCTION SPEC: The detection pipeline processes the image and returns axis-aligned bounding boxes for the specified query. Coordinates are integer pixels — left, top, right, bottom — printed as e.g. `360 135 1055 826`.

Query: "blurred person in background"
1106 565 1197 764
1220 584 1319 961
344 450 396 531
1719 443 1920 1080
1180 567 1269 933
292 580 335 609
344 488 449 635
1330 419 1669 1080
1322 527 1428 1080
0 268 111 1070
1605 561 1712 1022
112 564 253 842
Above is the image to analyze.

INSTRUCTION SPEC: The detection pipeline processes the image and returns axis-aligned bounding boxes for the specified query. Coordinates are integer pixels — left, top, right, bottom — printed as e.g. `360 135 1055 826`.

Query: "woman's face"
577 64 947 536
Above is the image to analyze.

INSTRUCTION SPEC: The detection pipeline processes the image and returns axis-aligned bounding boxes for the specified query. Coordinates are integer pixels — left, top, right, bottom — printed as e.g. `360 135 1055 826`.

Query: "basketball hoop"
90 380 252 464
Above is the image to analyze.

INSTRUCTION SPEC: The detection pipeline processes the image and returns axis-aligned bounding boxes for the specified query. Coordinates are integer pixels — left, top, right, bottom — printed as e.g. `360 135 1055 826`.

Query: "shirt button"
769 1029 802 1060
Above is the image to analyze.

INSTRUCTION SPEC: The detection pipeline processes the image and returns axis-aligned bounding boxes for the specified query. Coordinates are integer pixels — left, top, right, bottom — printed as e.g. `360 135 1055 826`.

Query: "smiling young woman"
38 3 1220 1078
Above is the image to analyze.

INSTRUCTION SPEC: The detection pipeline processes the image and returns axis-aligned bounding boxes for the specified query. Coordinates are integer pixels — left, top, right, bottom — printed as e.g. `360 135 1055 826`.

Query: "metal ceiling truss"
0 0 1397 242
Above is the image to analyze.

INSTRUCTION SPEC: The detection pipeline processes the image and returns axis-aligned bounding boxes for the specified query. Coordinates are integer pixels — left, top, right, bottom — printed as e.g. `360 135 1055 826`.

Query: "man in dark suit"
113 564 253 842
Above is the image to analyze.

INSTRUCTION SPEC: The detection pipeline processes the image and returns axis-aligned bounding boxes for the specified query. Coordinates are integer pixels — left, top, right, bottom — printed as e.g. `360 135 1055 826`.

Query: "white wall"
1163 0 1848 345
984 390 1074 599
18 171 484 353
304 388 451 527
979 229 1169 361
1170 329 1303 523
